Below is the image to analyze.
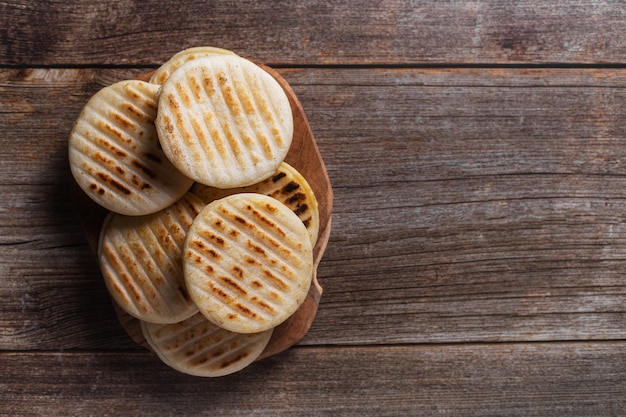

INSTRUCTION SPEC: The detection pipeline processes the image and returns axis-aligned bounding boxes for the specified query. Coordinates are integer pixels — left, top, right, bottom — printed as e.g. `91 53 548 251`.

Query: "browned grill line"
218 203 298 290
185 244 272 321
125 226 174 312
186 74 221 176
195 68 235 177
228 201 303 263
79 143 142 206
125 84 158 119
210 66 248 168
159 318 219 354
183 329 241 368
242 66 279 159
105 228 152 313
145 218 181 286
187 227 279 320
106 88 147 129
230 63 265 165
170 78 211 176
200 333 257 369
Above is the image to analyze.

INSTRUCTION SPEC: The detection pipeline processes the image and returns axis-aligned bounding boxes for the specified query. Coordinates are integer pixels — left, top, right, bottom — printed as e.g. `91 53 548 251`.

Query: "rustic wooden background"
2 1 626 415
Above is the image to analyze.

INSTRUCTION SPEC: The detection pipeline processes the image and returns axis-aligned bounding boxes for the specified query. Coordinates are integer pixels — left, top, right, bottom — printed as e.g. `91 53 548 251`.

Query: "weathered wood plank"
1 343 624 416
3 68 626 350
2 1 626 66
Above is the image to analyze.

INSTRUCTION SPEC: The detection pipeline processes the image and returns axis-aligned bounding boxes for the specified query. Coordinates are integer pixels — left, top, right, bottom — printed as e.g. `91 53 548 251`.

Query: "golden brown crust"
155 55 293 189
68 80 193 216
98 193 206 323
183 193 313 333
142 312 273 377
192 162 320 245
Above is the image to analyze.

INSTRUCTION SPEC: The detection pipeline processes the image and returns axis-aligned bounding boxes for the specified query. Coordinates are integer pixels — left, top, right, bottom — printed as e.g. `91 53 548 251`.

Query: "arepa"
99 192 205 324
155 54 294 189
149 46 237 85
69 79 193 216
142 312 273 377
192 162 320 245
183 193 313 334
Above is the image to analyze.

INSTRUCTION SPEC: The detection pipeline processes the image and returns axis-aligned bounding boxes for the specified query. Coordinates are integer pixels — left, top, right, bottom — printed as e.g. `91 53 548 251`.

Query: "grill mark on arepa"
246 66 286 151
101 245 135 307
144 219 180 281
211 67 249 168
186 235 279 318
271 171 286 183
210 340 254 370
186 74 222 175
196 70 234 174
122 101 153 124
154 314 215 352
97 172 132 196
265 174 313 230
94 124 131 157
102 235 151 313
123 84 158 117
169 81 206 171
72 130 128 171
74 116 160 200
115 87 155 118
112 231 158 307
230 202 303 258
124 226 171 310
185 217 281 321
168 71 233 182
189 336 242 368
215 204 299 291
244 203 286 238
230 63 267 164
281 181 300 194
219 204 295 263
84 150 136 198
95 136 128 159
131 158 157 180
155 317 255 372
86 105 139 147
136 222 188 310
240 68 277 160
226 68 262 170
73 135 128 191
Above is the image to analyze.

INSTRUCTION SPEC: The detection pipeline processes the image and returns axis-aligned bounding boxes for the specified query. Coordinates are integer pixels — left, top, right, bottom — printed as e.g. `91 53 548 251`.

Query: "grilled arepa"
155 54 294 189
183 193 313 333
69 80 193 216
142 311 273 377
149 46 237 85
99 193 206 324
192 162 319 245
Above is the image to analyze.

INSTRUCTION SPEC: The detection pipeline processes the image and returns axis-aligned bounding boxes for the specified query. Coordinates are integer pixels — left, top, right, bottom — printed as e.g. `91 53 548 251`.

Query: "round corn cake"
149 46 237 85
69 79 193 216
155 54 294 189
192 162 320 245
183 193 313 333
142 312 273 377
99 192 206 324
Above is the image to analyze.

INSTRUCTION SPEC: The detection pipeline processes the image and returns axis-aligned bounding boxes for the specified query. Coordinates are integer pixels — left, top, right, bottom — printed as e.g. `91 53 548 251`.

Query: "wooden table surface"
2 1 626 415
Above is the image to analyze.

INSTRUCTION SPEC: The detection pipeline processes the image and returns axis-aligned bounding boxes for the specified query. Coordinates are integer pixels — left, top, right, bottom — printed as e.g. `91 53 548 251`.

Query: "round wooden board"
69 63 333 361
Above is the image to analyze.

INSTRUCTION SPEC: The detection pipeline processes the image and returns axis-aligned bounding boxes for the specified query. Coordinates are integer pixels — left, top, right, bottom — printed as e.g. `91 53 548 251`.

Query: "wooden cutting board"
70 63 333 361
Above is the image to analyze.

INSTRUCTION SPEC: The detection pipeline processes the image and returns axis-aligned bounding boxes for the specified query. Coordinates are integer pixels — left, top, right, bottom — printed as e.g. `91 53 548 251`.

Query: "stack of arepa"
68 47 321 377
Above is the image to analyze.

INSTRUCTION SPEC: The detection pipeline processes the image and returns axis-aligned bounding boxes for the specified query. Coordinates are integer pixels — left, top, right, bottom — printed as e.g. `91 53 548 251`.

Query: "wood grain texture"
1 343 625 416
3 68 626 351
3 0 626 414
2 1 626 66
